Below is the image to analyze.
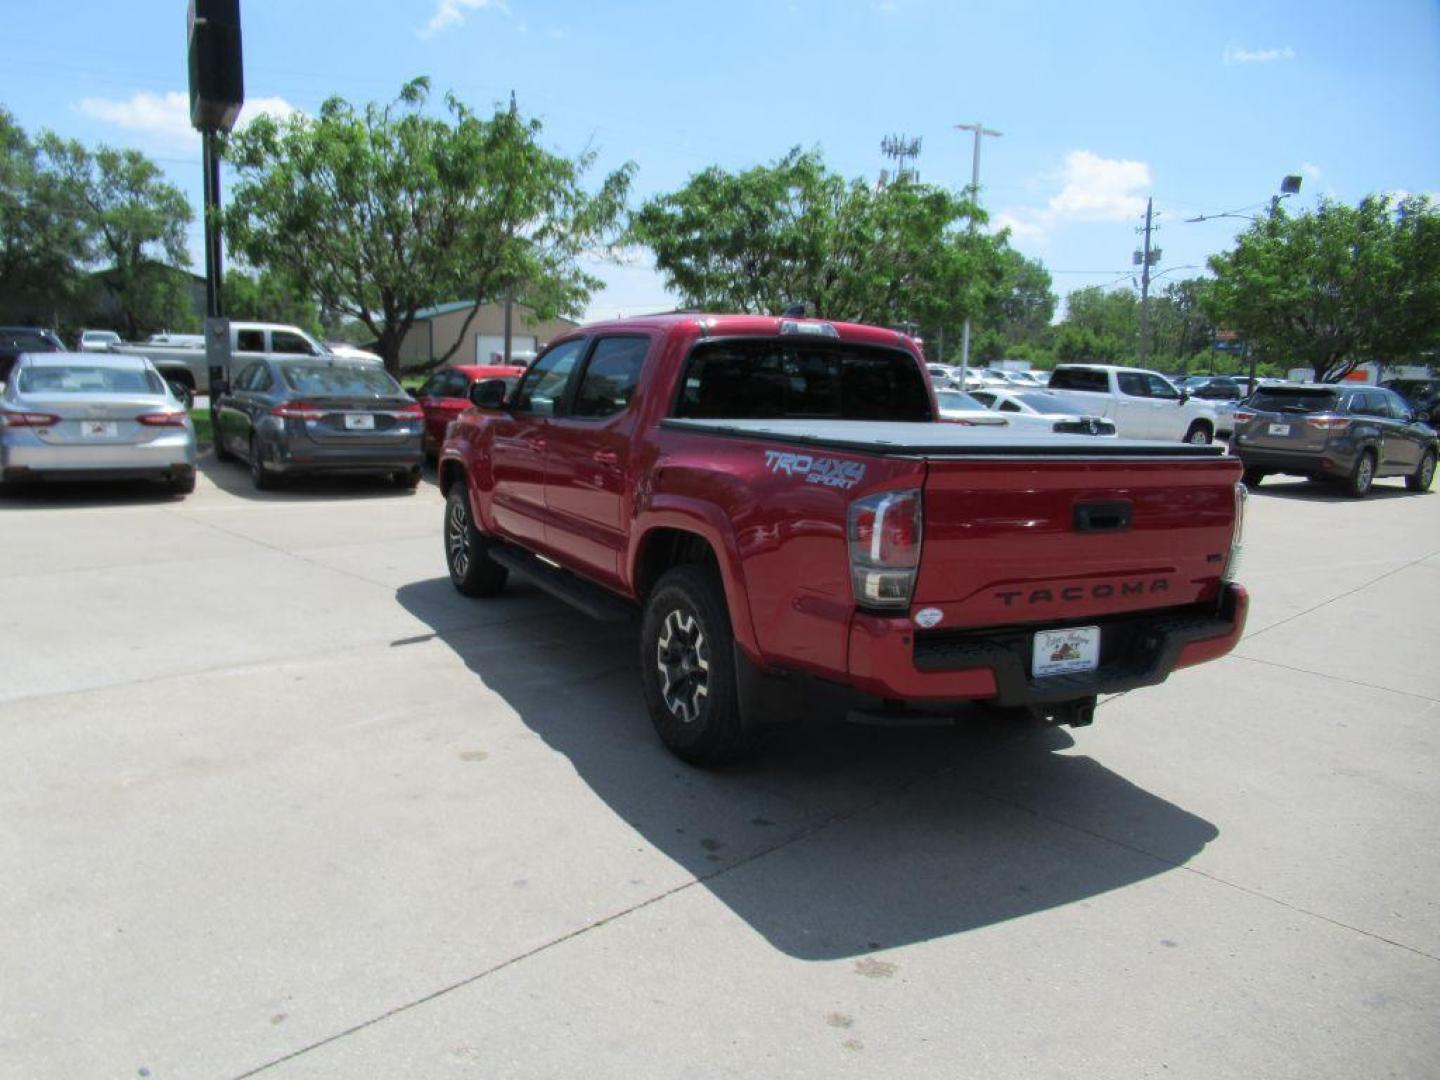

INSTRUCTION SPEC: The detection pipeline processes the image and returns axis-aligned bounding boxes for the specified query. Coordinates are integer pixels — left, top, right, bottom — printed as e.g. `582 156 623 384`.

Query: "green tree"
224 268 322 335
1145 277 1216 369
226 80 633 374
1205 194 1440 382
0 108 91 326
628 148 1004 346
63 141 195 338
972 249 1056 363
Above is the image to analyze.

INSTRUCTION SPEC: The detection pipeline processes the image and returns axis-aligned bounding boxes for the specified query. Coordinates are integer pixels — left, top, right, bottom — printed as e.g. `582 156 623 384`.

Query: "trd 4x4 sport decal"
763 450 867 490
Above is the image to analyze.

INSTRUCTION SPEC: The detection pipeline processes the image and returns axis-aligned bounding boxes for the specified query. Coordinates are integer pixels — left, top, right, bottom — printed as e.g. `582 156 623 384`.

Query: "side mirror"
469 378 508 409
1178 389 1190 403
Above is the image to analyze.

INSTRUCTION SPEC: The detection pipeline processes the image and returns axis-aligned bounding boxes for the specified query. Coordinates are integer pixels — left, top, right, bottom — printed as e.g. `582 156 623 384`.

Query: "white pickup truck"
109 322 379 395
1046 364 1220 444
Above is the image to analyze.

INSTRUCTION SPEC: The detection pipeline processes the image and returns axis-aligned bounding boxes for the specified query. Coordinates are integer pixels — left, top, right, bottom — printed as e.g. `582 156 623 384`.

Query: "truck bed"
661 418 1225 458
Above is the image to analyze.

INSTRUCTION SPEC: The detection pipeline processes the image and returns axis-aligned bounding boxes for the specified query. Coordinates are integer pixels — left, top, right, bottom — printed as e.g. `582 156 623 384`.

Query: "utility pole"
1135 196 1161 365
954 121 1001 381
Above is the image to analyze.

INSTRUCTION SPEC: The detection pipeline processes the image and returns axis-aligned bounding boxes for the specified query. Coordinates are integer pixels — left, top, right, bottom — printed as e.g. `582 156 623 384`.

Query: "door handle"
592 450 619 466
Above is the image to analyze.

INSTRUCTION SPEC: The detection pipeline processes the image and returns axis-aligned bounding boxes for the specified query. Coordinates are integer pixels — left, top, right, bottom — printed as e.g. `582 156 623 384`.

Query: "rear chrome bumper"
846 585 1248 705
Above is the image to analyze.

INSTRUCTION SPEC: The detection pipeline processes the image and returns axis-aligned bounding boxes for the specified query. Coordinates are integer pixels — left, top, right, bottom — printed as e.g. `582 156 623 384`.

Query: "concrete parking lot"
1 456 1437 1079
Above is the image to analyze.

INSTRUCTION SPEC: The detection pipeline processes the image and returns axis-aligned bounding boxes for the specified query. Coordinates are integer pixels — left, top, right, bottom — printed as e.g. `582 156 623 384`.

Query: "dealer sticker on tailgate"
1033 626 1101 678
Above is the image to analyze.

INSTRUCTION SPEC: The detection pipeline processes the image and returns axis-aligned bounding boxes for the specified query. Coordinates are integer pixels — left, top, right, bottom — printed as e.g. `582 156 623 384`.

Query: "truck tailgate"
914 455 1240 628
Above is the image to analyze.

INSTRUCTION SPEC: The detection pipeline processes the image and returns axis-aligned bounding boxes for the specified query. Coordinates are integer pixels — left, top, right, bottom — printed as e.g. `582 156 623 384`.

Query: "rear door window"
235 329 265 352
1049 368 1110 393
674 339 931 421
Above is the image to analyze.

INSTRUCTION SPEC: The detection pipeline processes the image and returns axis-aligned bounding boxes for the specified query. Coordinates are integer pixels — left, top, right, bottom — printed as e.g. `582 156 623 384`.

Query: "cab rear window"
673 340 931 422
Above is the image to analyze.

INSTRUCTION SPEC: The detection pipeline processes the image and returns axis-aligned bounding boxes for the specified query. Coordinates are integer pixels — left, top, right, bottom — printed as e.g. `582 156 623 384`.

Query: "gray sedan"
0 352 196 494
214 358 424 490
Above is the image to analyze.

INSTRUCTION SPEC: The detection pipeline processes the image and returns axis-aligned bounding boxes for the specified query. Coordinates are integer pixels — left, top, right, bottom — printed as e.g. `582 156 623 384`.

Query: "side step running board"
488 544 636 624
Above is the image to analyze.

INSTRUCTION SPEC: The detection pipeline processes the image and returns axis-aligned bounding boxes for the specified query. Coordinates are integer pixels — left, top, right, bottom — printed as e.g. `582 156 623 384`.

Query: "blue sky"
5 0 1438 323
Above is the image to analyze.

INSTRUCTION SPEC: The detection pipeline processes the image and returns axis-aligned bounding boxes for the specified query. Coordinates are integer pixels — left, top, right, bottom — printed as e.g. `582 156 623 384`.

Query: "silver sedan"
0 352 197 495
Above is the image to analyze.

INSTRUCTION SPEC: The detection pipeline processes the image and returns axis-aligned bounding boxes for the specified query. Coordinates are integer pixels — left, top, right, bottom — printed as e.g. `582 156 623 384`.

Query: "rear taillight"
848 488 923 610
136 412 188 427
394 402 424 418
1307 415 1351 431
1231 409 1256 425
0 411 60 428
271 401 326 420
1223 481 1247 583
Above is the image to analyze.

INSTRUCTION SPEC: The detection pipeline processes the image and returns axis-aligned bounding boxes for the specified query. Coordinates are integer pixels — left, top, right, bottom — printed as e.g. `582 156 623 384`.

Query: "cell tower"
880 134 922 186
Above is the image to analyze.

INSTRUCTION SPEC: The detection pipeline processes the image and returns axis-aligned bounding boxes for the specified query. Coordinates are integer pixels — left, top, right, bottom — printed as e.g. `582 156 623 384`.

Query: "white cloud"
78 91 296 152
418 0 509 39
991 211 1047 244
1301 162 1322 181
988 149 1153 245
1046 149 1151 221
1222 45 1295 65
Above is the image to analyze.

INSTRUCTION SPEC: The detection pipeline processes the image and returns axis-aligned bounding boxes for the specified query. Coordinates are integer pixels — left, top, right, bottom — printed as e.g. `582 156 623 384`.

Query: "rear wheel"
640 564 750 767
444 486 508 597
1184 421 1213 445
1241 468 1267 487
169 471 196 496
392 467 422 490
249 436 279 491
1406 449 1436 493
1345 450 1376 498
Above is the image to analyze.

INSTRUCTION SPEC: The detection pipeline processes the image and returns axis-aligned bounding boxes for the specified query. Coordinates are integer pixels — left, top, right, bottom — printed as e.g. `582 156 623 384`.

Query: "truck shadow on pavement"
397 578 1220 961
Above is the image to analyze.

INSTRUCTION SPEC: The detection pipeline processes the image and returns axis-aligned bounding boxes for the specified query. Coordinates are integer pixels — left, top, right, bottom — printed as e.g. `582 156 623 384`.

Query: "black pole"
203 129 224 318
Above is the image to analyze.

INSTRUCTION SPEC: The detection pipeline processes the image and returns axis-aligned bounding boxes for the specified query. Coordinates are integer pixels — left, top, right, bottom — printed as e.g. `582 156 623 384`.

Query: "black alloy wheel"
444 486 507 597
640 564 749 766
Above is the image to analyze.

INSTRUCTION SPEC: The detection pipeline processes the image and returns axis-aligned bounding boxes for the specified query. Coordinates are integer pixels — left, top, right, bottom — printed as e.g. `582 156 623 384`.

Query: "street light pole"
954 121 1001 383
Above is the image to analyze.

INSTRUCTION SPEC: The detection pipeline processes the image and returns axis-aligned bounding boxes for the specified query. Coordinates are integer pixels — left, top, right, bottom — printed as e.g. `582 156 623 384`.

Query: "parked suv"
1231 384 1438 496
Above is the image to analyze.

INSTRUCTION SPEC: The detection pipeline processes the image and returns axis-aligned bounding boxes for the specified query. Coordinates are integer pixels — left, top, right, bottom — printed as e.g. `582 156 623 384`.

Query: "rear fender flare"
631 499 763 664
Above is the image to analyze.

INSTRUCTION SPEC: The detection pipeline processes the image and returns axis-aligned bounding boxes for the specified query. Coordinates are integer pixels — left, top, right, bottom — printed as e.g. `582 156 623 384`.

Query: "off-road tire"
1345 450 1375 498
1406 449 1436 493
1184 421 1213 445
1241 468 1267 487
444 486 508 597
640 564 750 767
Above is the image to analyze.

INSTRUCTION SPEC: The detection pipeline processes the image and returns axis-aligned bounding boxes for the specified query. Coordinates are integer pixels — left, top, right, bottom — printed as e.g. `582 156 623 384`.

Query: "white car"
967 388 1118 436
77 329 122 352
0 352 197 494
934 389 1114 436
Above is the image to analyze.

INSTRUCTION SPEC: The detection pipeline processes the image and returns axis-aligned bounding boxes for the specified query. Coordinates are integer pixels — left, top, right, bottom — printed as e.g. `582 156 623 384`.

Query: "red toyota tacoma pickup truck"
438 314 1248 765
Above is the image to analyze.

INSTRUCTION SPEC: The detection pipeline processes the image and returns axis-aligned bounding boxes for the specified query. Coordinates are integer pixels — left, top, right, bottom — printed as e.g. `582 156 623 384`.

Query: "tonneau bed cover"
662 418 1226 458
